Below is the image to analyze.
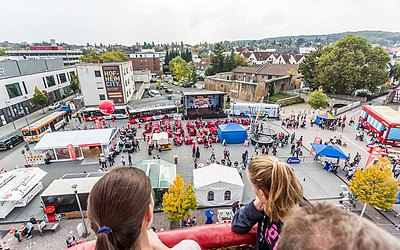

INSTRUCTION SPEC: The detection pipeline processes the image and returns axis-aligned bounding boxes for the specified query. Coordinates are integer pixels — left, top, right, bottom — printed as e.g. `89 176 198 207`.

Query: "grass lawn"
268 93 295 103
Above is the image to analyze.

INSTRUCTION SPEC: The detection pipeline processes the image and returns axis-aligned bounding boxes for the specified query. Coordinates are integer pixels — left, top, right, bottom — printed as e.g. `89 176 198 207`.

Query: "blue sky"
1 0 399 45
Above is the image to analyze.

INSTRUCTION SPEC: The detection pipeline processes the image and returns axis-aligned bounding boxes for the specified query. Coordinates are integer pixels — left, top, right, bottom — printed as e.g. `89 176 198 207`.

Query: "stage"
182 90 227 119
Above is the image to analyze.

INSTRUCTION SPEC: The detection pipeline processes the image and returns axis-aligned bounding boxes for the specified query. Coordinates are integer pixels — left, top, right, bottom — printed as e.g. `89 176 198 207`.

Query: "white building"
0 58 76 127
6 49 82 66
133 70 151 100
76 61 136 106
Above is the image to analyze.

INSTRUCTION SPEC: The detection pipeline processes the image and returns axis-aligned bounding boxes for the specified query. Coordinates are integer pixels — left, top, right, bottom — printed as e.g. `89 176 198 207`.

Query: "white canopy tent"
152 132 169 145
0 167 47 219
193 164 244 207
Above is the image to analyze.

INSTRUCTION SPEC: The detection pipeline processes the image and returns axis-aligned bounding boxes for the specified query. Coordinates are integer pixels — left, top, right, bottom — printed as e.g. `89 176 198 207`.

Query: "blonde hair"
248 156 303 222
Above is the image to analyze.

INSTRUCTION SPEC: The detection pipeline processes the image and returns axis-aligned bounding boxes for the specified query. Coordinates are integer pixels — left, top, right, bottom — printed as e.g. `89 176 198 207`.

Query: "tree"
224 49 237 72
169 56 189 82
187 62 198 84
162 175 197 226
390 63 400 82
69 74 80 96
80 50 128 63
350 157 399 217
307 86 330 109
32 86 48 114
0 48 7 56
298 46 331 90
235 54 250 67
206 42 227 76
315 35 390 95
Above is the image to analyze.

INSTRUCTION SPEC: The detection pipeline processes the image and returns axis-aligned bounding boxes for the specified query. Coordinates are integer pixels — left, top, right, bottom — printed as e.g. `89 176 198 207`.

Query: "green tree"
307 86 330 109
0 48 8 56
80 50 128 63
80 51 101 63
298 46 331 90
315 35 390 95
224 49 237 72
69 74 80 96
206 42 227 76
350 157 399 217
187 62 198 84
169 56 189 82
390 63 400 82
235 54 250 67
162 175 197 227
32 86 48 114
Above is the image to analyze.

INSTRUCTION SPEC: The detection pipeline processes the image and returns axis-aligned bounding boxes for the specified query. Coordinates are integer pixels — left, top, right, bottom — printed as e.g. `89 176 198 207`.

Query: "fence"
335 101 361 115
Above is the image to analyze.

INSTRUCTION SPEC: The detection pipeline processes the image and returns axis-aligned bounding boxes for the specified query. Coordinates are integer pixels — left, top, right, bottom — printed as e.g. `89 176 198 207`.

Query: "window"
46 75 56 87
99 94 106 100
6 83 23 99
97 82 104 89
95 70 101 77
22 81 28 94
207 191 214 201
224 191 231 201
59 73 67 83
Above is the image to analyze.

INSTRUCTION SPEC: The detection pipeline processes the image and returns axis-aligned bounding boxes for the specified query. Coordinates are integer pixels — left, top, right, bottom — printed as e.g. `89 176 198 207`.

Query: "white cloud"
0 0 399 45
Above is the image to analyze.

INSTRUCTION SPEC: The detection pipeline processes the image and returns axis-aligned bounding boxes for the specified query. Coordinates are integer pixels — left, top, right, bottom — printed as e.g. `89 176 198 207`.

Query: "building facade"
129 52 162 76
76 62 136 106
6 46 82 66
204 64 300 102
0 58 76 127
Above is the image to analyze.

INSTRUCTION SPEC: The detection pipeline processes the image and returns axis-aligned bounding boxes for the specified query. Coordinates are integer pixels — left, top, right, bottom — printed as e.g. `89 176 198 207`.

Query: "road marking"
335 131 369 154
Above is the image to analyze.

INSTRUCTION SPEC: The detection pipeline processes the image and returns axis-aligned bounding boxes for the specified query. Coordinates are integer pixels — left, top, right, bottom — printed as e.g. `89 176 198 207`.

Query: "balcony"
71 223 256 250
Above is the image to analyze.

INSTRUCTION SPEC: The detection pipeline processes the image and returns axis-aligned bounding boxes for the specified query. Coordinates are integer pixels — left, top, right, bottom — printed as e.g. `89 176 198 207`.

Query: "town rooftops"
232 64 298 76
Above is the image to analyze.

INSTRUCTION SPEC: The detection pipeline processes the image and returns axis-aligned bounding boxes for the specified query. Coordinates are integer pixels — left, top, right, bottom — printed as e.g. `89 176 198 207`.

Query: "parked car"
173 81 179 86
165 88 173 94
48 102 61 110
162 84 168 90
0 135 24 150
148 90 162 97
182 82 193 88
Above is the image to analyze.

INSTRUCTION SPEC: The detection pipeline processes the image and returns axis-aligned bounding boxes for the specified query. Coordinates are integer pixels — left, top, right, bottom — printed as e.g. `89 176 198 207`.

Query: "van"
148 90 161 97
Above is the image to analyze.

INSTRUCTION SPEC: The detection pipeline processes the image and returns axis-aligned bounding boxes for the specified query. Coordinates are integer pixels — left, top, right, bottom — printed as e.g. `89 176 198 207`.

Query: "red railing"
71 223 257 250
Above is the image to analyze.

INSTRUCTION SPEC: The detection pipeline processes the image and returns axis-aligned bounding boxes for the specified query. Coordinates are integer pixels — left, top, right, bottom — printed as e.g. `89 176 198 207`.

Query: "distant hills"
232 31 400 47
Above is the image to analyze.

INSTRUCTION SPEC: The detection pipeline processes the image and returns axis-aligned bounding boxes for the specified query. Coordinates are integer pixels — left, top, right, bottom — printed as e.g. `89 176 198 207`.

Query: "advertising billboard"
102 66 124 104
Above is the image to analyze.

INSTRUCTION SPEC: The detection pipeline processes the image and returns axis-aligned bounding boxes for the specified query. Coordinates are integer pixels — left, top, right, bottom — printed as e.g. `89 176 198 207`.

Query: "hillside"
233 30 400 47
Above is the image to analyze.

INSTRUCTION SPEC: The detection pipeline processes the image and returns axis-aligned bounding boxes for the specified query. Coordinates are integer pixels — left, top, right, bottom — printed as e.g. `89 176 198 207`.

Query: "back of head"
88 167 153 250
248 156 303 221
278 202 400 250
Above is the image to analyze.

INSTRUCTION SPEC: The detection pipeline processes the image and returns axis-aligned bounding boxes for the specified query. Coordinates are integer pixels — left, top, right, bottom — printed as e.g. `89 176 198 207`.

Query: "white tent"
152 132 169 145
193 164 244 206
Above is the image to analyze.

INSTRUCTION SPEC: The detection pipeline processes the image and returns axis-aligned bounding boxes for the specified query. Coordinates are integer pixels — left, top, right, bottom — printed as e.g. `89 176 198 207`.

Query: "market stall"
315 112 337 125
0 168 47 219
193 164 244 206
34 128 119 162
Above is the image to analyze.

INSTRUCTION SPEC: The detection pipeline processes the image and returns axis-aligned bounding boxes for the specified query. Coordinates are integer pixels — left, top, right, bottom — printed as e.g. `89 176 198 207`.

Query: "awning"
310 143 348 159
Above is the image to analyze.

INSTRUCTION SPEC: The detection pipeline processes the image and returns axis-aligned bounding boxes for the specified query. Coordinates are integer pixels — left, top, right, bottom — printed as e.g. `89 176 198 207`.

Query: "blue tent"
315 112 337 124
310 143 348 159
218 123 248 144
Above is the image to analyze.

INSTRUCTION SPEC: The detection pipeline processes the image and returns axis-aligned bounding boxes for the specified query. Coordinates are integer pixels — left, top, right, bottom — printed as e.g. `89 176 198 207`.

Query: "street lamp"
71 184 89 237
4 101 16 129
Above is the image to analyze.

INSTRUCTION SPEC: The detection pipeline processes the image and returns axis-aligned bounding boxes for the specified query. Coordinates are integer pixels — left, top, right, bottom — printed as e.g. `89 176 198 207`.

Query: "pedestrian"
196 146 200 158
23 222 34 239
341 122 345 131
290 144 296 155
194 158 198 169
173 153 178 164
99 154 107 169
290 132 295 144
299 136 303 146
108 154 114 167
128 154 132 166
121 156 126 166
13 230 22 242
232 201 240 214
192 143 196 157
223 148 228 159
210 149 216 161
237 166 243 178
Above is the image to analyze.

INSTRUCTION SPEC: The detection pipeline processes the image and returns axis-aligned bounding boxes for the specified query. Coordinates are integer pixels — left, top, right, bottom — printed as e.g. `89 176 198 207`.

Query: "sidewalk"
0 96 75 138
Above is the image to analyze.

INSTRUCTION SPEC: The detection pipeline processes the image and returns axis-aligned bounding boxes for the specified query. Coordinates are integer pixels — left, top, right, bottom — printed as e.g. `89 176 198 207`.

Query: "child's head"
88 167 153 250
248 156 303 221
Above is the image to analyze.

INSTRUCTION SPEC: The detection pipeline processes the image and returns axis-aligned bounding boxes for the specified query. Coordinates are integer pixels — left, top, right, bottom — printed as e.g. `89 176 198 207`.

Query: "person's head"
88 167 153 250
278 202 400 250
247 156 303 222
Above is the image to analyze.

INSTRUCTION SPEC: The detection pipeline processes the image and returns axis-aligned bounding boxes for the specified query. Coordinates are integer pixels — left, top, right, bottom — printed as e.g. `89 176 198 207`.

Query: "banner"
102 66 124 104
365 146 383 167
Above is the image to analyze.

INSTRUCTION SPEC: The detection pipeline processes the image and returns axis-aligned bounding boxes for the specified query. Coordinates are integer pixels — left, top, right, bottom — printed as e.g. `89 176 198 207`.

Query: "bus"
128 105 178 123
360 105 400 146
230 103 280 118
82 106 129 121
21 111 67 142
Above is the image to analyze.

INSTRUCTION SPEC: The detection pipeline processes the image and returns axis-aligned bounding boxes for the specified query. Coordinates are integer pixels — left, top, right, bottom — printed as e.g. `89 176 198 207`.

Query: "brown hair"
88 167 153 250
248 156 303 221
278 202 400 250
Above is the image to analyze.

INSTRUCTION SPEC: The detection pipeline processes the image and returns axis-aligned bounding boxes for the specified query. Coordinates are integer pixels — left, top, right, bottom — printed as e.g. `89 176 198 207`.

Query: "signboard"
102 66 124 104
286 157 301 164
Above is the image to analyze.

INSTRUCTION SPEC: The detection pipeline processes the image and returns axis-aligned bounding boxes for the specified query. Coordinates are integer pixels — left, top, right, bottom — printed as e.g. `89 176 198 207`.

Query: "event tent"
310 143 348 159
315 112 337 124
132 159 176 205
193 164 244 206
152 132 169 145
218 123 248 144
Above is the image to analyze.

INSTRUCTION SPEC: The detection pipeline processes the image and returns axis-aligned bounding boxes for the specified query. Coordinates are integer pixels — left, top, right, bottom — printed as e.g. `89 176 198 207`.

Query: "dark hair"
88 167 153 250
